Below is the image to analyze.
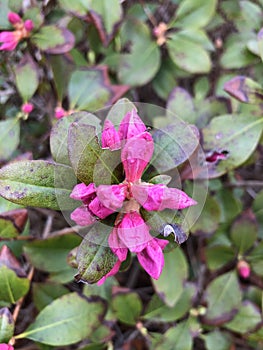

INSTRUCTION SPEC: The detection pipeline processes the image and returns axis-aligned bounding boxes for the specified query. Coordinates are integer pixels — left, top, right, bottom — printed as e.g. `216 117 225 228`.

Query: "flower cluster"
70 110 196 283
0 12 34 51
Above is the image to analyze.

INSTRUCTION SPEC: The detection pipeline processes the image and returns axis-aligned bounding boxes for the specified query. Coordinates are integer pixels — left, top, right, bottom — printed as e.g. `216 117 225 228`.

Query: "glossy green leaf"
112 292 142 325
166 87 195 124
152 248 188 307
76 224 118 284
14 54 39 101
0 118 20 161
32 282 69 311
32 25 75 54
0 307 14 342
50 112 101 166
24 234 81 274
118 20 160 86
225 301 261 333
0 265 29 303
206 245 235 271
0 160 77 210
204 272 242 323
152 120 199 173
155 321 193 350
202 114 263 178
175 0 217 28
221 34 259 69
152 58 178 100
167 33 211 74
88 0 123 46
58 0 89 16
143 283 196 322
203 330 232 350
68 122 120 185
230 213 258 254
16 293 106 346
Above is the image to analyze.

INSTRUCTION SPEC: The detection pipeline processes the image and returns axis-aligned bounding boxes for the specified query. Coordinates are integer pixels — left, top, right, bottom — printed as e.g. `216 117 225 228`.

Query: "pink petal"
118 212 152 252
88 197 114 219
137 238 167 279
132 183 197 211
8 12 22 25
70 206 96 226
70 183 96 202
118 109 146 141
22 102 33 114
0 31 18 51
55 106 66 119
101 119 121 150
97 259 122 286
96 184 127 211
0 344 14 350
108 227 128 261
121 132 154 182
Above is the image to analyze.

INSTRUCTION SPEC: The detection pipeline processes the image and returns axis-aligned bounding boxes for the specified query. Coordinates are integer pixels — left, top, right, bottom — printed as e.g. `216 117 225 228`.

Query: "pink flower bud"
24 19 34 32
101 119 121 150
8 12 22 25
118 109 146 141
237 260 250 279
55 106 66 119
0 344 14 350
22 102 33 114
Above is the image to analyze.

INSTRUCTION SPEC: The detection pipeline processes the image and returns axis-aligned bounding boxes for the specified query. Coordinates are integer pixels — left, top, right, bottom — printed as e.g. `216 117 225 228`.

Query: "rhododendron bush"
1 0 263 349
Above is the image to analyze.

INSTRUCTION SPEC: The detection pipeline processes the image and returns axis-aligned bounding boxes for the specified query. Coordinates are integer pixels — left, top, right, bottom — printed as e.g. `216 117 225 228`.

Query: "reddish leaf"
224 76 263 104
0 245 26 277
0 209 28 233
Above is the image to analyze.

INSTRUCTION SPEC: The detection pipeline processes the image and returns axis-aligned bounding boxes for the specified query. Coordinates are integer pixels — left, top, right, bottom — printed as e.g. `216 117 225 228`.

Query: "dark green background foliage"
0 0 263 349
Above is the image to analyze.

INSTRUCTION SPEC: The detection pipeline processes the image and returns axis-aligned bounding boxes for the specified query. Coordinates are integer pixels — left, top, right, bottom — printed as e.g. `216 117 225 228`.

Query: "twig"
49 225 82 236
42 214 54 238
138 0 157 26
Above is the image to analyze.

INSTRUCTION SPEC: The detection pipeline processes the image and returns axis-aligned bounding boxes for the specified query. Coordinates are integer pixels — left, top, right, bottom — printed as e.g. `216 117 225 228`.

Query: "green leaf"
202 114 263 178
50 112 101 166
166 87 195 124
152 121 199 172
32 25 75 54
0 266 29 303
84 276 118 302
23 6 44 30
253 189 263 238
174 0 217 28
16 293 106 346
191 193 221 234
58 0 89 16
0 118 20 161
225 301 261 333
24 234 81 274
76 224 118 284
68 122 120 185
33 282 69 311
152 58 178 100
230 212 258 254
224 76 263 104
155 321 193 350
0 160 77 210
203 330 232 350
247 241 263 276
204 272 242 323
0 208 28 239
221 34 259 69
118 19 160 86
88 0 123 46
68 68 111 111
14 54 39 101
112 291 142 325
0 307 14 342
206 245 235 271
167 33 211 74
143 283 196 322
152 248 188 307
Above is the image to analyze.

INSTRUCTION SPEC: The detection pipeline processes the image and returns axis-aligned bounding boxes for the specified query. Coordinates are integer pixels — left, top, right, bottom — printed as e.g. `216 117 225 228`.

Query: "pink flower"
0 31 20 51
0 13 33 51
55 106 66 119
0 344 14 350
22 102 34 114
70 110 197 283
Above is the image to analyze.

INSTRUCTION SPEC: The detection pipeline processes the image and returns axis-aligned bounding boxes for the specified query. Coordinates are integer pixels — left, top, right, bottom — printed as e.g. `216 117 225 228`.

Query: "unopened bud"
8 12 22 25
24 19 34 32
22 102 34 114
237 260 250 279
